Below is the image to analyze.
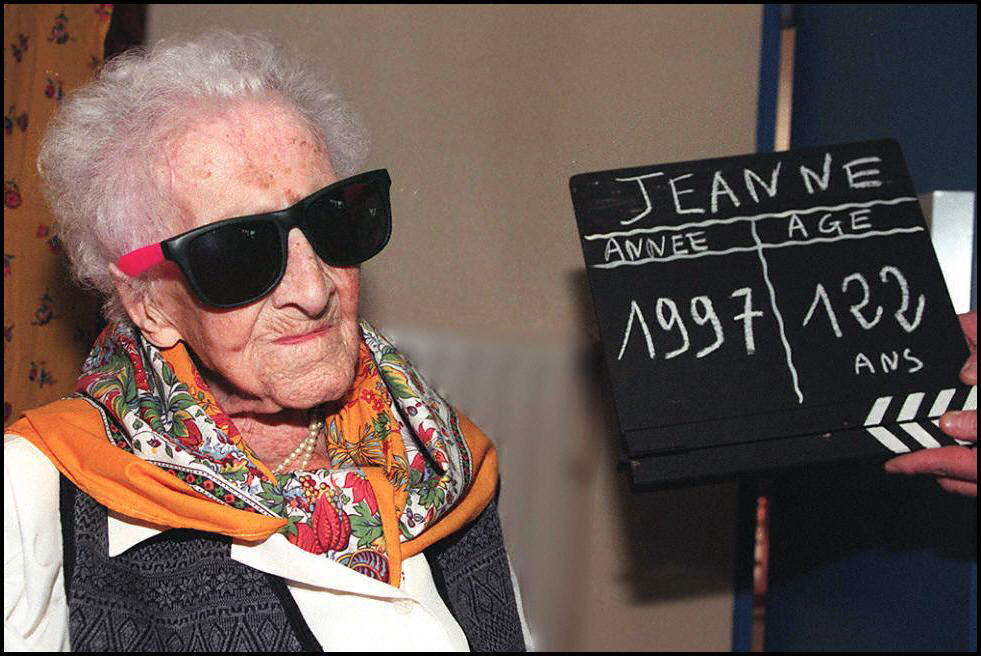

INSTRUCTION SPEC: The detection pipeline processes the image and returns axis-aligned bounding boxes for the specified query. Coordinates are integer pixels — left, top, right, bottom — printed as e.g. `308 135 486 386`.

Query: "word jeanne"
615 152 884 225
618 287 764 361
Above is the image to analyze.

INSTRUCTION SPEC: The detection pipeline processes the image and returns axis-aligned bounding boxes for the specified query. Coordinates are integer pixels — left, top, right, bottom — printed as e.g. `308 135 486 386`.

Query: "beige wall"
147 4 761 650
147 4 760 340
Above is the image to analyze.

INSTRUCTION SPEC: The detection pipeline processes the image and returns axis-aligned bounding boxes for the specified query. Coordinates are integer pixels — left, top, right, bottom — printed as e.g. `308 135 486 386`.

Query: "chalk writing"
656 298 690 359
731 287 763 355
802 266 925 337
843 273 883 329
743 162 782 203
590 198 920 268
602 230 710 263
606 151 888 228
854 349 924 375
750 220 803 403
881 265 926 333
584 197 917 242
785 208 873 239
618 287 764 362
570 140 968 482
615 172 664 225
803 283 843 337
591 196 925 405
691 296 724 358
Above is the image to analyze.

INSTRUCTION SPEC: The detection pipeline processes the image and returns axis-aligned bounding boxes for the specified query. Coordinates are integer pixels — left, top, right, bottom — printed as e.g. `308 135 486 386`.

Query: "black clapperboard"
570 140 976 485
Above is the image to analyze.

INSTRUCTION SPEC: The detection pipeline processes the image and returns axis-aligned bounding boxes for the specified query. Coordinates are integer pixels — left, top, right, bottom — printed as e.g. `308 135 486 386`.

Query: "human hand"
884 311 977 496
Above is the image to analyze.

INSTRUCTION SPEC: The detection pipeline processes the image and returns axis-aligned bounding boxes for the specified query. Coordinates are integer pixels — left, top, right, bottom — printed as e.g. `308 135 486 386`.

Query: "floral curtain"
3 5 113 427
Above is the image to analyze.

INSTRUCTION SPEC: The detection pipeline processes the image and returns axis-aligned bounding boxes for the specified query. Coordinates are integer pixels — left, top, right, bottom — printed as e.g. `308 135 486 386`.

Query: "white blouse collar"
105 510 408 599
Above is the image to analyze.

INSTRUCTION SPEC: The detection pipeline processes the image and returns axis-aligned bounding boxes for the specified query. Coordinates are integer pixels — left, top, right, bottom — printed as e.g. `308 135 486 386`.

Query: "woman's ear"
108 262 183 348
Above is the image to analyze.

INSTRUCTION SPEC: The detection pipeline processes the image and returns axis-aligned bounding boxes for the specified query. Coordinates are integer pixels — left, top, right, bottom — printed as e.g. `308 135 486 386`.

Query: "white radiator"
379 323 597 650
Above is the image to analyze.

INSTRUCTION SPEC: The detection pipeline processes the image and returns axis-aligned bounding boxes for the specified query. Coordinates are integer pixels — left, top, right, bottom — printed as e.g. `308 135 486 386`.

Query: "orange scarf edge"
400 413 499 559
7 398 499 569
8 398 287 540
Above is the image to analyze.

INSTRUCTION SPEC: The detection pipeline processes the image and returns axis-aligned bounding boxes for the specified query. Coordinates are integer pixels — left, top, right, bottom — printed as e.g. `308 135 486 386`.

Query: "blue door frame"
734 4 977 651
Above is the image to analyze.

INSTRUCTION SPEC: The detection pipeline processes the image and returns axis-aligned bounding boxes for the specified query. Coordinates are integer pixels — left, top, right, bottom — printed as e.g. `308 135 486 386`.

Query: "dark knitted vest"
61 477 526 652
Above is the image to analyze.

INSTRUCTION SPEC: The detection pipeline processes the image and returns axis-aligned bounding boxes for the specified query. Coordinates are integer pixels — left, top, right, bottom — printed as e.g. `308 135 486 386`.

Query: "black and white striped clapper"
864 385 977 453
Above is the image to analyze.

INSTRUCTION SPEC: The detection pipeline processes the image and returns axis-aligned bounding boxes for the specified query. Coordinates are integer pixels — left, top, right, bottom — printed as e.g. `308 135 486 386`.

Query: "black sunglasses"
117 169 392 308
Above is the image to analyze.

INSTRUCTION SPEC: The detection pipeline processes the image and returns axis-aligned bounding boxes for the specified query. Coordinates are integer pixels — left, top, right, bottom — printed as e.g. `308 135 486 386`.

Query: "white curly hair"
37 30 370 323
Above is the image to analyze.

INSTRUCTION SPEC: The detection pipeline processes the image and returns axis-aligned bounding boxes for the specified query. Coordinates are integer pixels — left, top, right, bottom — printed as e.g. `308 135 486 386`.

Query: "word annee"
604 230 709 263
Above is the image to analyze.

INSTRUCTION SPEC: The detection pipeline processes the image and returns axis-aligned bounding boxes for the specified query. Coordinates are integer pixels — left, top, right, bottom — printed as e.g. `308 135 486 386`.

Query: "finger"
936 477 978 497
958 312 977 384
939 410 978 441
960 352 978 385
884 446 977 481
958 311 977 348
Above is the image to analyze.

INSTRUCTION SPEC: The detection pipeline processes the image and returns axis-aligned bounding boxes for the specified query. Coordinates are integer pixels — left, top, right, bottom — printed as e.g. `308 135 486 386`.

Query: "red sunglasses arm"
116 243 165 277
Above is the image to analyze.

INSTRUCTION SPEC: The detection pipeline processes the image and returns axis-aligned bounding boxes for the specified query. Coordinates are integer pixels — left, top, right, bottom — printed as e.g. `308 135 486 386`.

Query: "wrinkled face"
148 98 360 414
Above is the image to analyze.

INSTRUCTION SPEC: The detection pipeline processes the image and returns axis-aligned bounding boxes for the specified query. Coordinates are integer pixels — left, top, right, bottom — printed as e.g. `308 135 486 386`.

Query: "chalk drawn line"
591 226 925 270
750 221 805 404
583 196 918 241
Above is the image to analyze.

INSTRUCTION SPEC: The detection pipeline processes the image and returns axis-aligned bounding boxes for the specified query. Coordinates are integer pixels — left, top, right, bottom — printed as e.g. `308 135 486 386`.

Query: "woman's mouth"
274 325 331 345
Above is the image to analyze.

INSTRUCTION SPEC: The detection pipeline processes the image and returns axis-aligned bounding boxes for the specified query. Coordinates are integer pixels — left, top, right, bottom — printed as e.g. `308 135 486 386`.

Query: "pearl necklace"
272 408 324 475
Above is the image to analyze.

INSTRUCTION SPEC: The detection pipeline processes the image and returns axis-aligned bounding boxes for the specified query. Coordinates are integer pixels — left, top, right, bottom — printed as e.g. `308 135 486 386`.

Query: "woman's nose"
270 228 334 315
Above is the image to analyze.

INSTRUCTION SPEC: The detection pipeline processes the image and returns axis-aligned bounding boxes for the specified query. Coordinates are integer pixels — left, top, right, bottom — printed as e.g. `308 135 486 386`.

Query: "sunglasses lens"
304 175 391 265
186 221 282 306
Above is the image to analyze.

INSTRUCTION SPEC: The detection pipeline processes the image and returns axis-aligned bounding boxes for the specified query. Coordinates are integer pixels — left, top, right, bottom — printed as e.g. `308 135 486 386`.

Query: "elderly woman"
4 31 528 652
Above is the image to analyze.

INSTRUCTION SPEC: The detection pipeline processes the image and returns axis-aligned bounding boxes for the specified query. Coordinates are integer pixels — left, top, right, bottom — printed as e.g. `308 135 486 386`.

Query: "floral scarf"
73 319 479 584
